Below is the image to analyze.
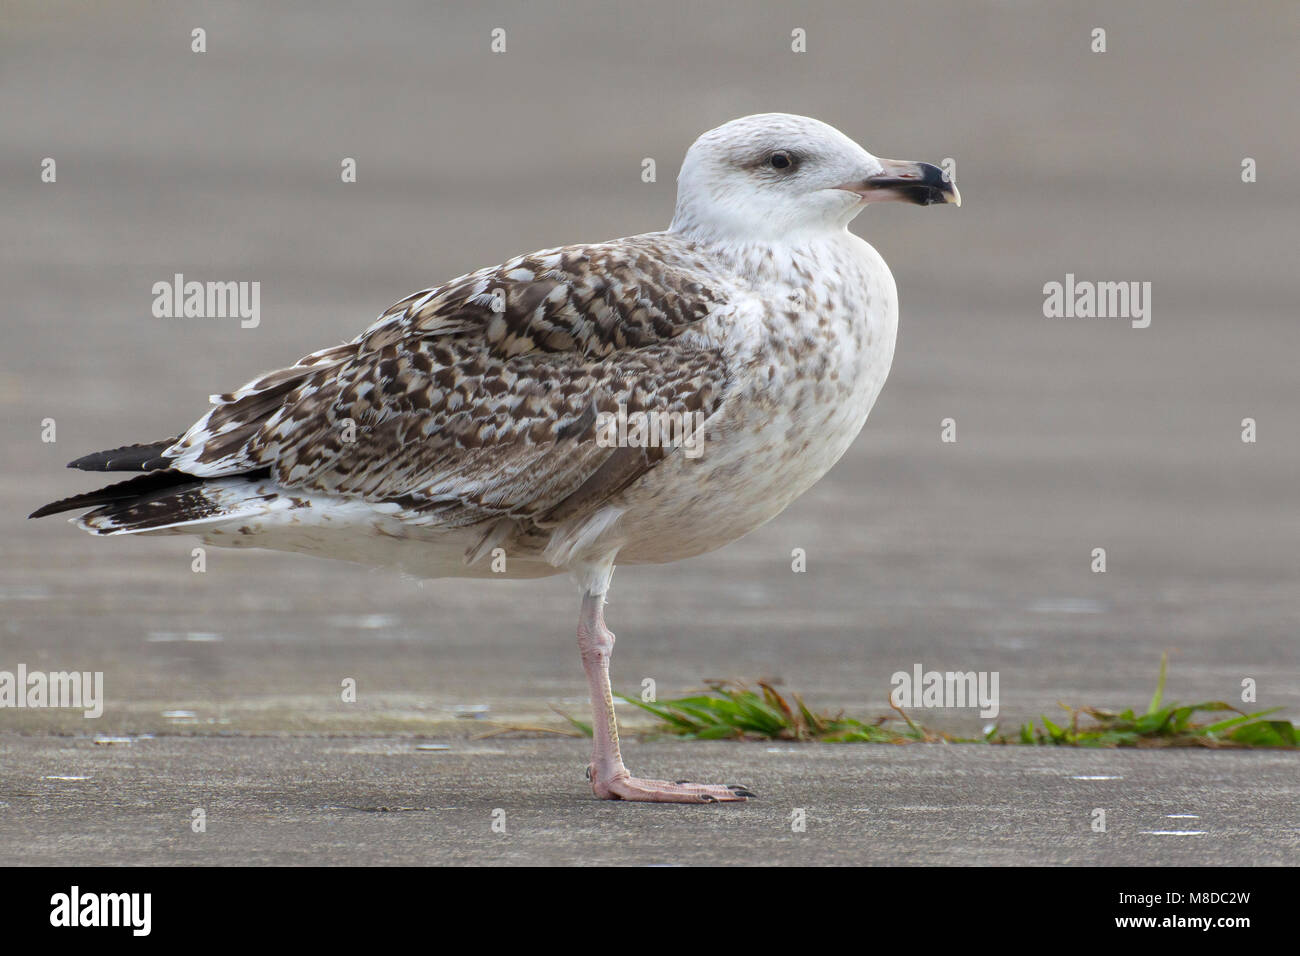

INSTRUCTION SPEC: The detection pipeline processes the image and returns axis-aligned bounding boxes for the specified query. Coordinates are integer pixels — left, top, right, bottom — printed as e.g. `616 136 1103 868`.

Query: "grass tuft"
616 656 1298 749
617 680 949 743
1006 654 1297 748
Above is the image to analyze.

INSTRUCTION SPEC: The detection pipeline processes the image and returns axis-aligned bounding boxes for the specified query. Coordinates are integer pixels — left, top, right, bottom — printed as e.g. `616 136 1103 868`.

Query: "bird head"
670 113 959 243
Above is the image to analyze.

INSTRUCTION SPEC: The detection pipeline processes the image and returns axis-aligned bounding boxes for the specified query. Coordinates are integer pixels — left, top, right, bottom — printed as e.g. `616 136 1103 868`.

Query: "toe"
592 774 751 803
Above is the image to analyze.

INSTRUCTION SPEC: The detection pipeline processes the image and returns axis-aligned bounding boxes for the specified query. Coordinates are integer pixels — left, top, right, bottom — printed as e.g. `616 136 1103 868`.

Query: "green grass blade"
1146 652 1169 716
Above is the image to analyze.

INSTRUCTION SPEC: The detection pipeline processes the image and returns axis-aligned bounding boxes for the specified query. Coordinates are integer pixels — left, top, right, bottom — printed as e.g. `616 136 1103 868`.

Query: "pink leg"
577 590 754 803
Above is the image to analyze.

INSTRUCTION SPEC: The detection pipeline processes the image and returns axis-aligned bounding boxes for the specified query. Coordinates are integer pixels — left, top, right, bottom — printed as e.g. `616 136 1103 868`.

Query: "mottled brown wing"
164 238 732 528
357 237 724 357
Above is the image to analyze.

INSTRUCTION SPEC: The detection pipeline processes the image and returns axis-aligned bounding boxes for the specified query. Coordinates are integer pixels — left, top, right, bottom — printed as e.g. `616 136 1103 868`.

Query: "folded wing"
46 237 732 535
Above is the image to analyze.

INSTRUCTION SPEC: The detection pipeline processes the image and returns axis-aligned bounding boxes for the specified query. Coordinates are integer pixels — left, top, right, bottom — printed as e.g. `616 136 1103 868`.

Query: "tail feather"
75 473 274 535
30 460 274 536
28 471 200 519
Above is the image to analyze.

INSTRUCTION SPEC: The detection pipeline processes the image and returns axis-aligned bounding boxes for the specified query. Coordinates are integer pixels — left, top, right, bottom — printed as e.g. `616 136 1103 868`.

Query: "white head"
669 113 959 243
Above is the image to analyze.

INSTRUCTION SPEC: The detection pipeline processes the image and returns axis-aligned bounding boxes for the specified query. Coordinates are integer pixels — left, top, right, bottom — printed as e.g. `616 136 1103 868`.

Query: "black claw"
699 794 718 803
585 766 592 781
675 779 693 785
727 785 758 797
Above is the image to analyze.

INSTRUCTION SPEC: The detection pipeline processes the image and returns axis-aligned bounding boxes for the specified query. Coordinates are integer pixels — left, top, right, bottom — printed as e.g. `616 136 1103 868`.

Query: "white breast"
592 231 898 565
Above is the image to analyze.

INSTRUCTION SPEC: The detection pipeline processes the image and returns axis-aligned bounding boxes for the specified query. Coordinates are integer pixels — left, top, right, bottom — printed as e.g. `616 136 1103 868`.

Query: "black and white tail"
29 438 272 535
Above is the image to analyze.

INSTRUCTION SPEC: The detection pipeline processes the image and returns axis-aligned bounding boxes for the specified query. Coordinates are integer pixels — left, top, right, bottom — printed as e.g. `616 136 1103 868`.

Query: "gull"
32 113 959 803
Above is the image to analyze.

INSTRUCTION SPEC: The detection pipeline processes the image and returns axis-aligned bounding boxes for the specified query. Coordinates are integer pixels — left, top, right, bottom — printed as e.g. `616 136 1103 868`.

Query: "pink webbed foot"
587 766 755 803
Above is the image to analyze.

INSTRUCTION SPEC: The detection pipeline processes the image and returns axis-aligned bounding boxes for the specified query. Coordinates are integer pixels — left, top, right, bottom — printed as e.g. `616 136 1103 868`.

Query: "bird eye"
769 151 794 170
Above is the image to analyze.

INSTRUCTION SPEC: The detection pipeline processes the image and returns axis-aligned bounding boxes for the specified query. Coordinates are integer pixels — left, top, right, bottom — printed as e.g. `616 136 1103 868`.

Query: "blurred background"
2 0 1297 739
